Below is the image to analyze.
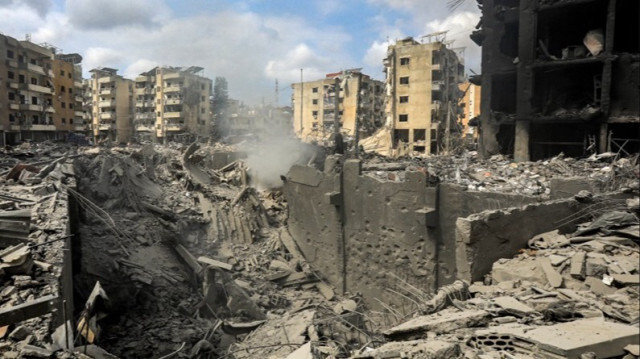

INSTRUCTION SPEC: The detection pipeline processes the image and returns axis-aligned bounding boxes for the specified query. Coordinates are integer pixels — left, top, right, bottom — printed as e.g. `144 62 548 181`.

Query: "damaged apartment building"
361 36 466 156
292 69 385 143
0 34 85 145
471 0 640 161
89 66 212 143
134 66 212 142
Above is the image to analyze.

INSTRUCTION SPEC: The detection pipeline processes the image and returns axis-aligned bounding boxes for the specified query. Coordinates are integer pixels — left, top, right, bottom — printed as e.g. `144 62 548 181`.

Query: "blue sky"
1 0 481 104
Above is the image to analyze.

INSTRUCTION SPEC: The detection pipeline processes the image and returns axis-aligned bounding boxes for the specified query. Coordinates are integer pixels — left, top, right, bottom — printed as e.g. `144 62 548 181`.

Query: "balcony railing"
99 88 114 95
98 100 116 107
165 98 182 105
165 123 185 131
164 111 182 118
164 84 182 92
99 112 115 120
27 63 46 75
135 112 155 120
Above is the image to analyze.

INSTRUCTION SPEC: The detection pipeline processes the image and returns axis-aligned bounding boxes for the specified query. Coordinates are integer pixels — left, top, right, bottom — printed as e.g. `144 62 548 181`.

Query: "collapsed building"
471 0 640 161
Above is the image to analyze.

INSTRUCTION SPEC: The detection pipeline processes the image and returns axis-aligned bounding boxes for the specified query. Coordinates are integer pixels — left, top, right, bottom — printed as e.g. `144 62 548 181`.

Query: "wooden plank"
197 256 233 271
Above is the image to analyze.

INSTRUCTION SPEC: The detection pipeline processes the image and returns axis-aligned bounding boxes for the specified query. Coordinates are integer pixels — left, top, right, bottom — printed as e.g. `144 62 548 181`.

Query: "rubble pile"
358 201 639 359
362 152 639 196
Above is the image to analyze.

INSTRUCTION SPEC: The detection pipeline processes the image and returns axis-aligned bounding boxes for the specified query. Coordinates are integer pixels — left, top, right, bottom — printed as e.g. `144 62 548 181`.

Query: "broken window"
8 92 15 101
394 129 409 142
61 102 66 108
399 114 408 122
400 57 410 65
399 96 409 103
62 118 66 124
312 110 318 117
400 77 409 85
414 129 426 141
61 86 66 92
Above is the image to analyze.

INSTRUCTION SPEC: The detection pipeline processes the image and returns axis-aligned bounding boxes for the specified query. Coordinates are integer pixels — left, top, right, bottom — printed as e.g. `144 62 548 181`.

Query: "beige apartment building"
386 37 464 155
292 69 384 143
0 34 56 145
458 82 481 139
89 67 134 143
134 66 212 141
52 53 87 135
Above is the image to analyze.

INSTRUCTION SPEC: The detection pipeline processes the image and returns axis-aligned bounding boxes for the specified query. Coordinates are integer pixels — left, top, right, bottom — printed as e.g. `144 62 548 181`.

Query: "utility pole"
299 69 303 136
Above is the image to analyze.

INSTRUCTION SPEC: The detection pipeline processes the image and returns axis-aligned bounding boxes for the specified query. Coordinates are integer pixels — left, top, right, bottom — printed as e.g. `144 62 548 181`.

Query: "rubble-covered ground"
0 140 638 359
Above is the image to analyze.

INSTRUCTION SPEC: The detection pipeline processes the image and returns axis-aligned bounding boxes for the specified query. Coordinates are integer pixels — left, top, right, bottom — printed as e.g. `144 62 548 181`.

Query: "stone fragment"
584 276 617 296
570 252 586 279
585 256 608 277
537 257 563 288
352 340 459 359
8 325 31 341
384 309 489 338
315 282 335 300
612 274 640 285
18 344 52 358
493 296 536 317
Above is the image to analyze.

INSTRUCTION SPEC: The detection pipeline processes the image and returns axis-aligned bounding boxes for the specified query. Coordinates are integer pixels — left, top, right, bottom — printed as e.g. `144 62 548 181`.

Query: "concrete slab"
538 257 563 288
570 252 586 279
493 296 536 317
384 309 489 338
353 340 459 359
584 276 617 296
511 318 640 358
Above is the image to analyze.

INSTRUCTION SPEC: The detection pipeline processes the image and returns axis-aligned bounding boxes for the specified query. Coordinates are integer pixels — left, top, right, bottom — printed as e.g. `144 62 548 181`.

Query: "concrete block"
384 309 489 338
585 276 617 296
537 257 563 288
512 318 640 358
352 340 459 359
287 165 322 187
585 256 608 277
570 252 586 279
612 274 640 285
493 296 536 317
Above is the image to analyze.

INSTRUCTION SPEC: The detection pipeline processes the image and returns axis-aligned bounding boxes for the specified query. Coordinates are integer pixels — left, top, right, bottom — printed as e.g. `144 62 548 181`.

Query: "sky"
0 0 481 105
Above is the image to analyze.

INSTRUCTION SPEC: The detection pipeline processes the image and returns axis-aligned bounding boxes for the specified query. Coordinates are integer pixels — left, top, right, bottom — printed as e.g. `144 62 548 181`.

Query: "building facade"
385 37 464 155
458 82 481 138
1 34 56 145
52 53 86 135
472 0 639 161
89 67 133 143
292 69 384 143
134 66 212 142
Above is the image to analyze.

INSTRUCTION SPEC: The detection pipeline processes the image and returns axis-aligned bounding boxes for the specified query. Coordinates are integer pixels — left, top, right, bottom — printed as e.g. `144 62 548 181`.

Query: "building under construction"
472 0 640 161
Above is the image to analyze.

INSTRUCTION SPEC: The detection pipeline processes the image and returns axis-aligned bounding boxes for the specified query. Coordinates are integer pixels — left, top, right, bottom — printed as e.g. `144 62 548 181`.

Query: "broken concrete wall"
342 160 439 304
454 194 634 283
283 164 344 291
437 184 539 286
206 151 246 170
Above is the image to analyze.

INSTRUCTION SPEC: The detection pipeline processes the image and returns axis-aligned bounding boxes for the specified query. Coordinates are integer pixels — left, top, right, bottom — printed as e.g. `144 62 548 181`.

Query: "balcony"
135 100 155 108
164 111 182 118
135 112 155 120
74 125 87 132
99 88 114 95
165 123 185 132
431 63 441 71
28 84 52 94
323 103 335 110
163 72 181 80
98 123 115 131
5 59 17 68
14 104 44 112
74 81 83 88
164 84 182 92
135 124 155 132
98 76 116 83
165 98 182 105
75 95 83 103
75 111 84 117
98 100 116 107
99 112 115 120
28 124 56 131
27 63 46 76
135 87 155 95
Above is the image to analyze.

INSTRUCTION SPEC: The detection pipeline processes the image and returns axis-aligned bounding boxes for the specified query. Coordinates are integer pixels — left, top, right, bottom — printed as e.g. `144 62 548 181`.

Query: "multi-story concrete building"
458 82 481 138
292 69 384 143
134 66 212 141
89 67 134 143
52 53 86 135
385 36 464 155
0 34 56 145
471 0 639 161
81 79 93 136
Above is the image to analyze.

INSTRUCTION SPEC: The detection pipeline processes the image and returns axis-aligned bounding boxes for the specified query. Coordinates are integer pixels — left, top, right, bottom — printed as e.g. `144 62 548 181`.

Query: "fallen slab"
352 339 460 359
384 309 490 339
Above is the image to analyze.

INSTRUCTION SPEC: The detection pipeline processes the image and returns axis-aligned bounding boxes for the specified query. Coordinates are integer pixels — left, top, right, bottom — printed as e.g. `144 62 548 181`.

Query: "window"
31 78 37 85
8 71 14 79
312 99 318 105
62 118 66 124
8 92 15 101
60 70 65 76
69 88 73 94
70 118 74 124
201 84 205 90
312 87 318 93
7 50 14 58
400 77 409 85
32 96 38 105
399 114 408 122
399 96 409 103
69 103 74 109
19 74 25 83
18 55 24 63
201 96 205 102
312 110 318 117
400 57 410 65
61 102 66 109
9 114 15 123
61 86 66 93
68 72 72 79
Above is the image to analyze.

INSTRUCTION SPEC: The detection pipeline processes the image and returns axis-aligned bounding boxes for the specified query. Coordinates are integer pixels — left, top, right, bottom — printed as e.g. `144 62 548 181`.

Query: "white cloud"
65 0 171 30
265 43 332 83
363 40 388 70
123 59 160 79
0 0 52 17
83 47 126 70
425 11 481 73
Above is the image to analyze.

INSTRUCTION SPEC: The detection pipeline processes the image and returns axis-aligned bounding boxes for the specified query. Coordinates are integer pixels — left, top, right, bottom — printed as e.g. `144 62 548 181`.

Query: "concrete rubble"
0 138 638 359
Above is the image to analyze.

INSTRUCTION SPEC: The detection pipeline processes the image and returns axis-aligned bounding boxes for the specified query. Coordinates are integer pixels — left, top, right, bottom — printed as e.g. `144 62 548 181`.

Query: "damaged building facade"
292 69 385 143
472 0 640 161
134 66 212 142
89 67 134 144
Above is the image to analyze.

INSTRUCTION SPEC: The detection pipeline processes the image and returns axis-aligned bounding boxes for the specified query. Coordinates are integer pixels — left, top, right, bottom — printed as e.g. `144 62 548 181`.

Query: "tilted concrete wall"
436 184 539 285
455 198 587 283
